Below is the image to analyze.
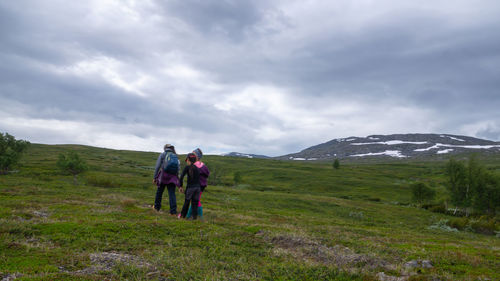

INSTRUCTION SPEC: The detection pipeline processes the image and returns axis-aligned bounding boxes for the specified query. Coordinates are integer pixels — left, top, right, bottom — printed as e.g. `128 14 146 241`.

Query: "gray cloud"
157 0 265 41
1 1 499 156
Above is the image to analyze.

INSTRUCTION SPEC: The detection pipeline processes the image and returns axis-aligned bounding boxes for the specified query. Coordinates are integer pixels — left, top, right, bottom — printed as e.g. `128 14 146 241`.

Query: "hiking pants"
181 187 200 219
187 191 203 219
154 183 177 214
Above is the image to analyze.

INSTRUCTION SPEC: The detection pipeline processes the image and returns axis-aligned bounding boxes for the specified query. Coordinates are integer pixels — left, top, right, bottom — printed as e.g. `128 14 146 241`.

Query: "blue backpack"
162 151 179 174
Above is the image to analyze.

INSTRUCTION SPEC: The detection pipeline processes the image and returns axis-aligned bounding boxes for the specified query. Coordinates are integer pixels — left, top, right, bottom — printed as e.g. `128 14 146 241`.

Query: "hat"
193 148 203 160
164 144 173 150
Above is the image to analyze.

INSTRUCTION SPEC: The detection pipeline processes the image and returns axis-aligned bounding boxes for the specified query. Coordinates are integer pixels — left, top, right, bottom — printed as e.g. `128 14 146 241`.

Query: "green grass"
0 144 498 280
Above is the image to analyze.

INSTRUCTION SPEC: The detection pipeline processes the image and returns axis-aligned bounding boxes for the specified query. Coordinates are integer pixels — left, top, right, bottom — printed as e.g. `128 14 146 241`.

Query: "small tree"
411 182 436 206
445 158 468 211
0 132 30 174
333 159 340 169
233 171 242 185
444 156 500 215
472 172 500 214
57 151 88 184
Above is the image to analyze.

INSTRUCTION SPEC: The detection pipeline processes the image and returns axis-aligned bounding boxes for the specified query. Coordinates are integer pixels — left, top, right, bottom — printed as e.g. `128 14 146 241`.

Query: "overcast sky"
1 0 499 156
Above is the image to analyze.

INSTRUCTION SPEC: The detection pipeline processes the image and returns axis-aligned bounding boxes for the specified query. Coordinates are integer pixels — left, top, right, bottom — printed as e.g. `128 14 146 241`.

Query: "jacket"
194 161 210 187
154 149 180 187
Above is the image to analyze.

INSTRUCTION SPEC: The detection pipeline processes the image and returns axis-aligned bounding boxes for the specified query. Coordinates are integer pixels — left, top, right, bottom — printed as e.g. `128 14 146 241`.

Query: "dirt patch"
260 232 443 280
61 252 158 276
0 272 23 281
20 236 56 250
376 272 408 281
261 232 393 271
32 210 49 218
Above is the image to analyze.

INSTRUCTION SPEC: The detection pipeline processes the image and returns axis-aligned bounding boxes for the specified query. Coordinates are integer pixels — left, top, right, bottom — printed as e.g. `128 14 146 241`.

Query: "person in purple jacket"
152 144 180 215
187 148 210 219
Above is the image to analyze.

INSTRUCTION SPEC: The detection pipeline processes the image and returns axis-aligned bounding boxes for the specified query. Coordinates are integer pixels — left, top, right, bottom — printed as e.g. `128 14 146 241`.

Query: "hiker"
152 144 180 215
178 153 201 219
187 148 210 219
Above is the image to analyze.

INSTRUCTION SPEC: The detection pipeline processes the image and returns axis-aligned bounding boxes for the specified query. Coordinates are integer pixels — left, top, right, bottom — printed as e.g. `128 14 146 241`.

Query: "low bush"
422 203 446 214
86 174 121 188
469 217 498 235
428 219 458 232
410 182 435 205
447 217 468 230
445 216 498 235
120 199 137 208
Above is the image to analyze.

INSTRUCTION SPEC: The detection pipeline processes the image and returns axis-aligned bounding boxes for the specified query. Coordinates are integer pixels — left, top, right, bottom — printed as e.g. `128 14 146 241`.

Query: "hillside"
278 133 500 161
221 152 270 159
0 144 499 280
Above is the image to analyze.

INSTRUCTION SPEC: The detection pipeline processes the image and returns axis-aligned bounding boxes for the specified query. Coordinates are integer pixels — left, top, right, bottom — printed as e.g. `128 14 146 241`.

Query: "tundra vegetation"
0 142 499 280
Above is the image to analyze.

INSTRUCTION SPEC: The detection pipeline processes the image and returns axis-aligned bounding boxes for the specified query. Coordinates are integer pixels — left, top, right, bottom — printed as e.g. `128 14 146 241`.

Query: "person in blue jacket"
152 144 180 215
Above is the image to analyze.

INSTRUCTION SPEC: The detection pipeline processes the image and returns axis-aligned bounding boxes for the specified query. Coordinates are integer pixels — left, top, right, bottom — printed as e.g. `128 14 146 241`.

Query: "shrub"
410 182 435 206
0 132 30 174
447 217 468 230
233 171 242 185
469 217 498 235
428 219 458 232
333 159 340 169
446 216 498 235
86 174 119 188
428 204 446 214
57 151 88 184
121 199 137 208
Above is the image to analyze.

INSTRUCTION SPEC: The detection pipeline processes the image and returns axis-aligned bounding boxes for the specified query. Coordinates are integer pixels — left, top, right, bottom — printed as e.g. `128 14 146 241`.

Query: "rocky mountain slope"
277 133 500 160
221 152 270 159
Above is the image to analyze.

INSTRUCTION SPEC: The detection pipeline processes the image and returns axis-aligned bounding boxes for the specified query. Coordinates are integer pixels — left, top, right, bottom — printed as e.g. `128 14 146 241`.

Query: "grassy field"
0 144 499 280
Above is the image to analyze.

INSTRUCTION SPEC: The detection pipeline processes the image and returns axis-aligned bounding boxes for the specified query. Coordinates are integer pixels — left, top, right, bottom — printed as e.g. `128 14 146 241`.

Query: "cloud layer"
1 0 499 155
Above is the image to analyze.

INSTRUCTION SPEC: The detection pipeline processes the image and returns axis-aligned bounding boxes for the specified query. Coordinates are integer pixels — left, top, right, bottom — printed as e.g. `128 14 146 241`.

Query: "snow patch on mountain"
415 143 500 152
350 150 407 158
351 140 428 146
338 138 356 142
437 149 454 154
440 135 465 142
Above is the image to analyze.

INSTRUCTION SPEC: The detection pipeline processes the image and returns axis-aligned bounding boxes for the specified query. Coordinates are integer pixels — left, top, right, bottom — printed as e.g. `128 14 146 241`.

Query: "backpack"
162 151 179 174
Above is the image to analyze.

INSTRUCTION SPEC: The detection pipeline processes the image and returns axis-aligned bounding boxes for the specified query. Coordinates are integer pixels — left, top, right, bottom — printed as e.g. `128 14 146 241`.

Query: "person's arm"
153 152 164 182
179 166 188 187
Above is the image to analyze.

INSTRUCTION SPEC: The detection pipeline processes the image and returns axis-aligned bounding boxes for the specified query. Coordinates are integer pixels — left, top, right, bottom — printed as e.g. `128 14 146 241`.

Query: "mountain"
222 152 270 159
276 133 500 160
